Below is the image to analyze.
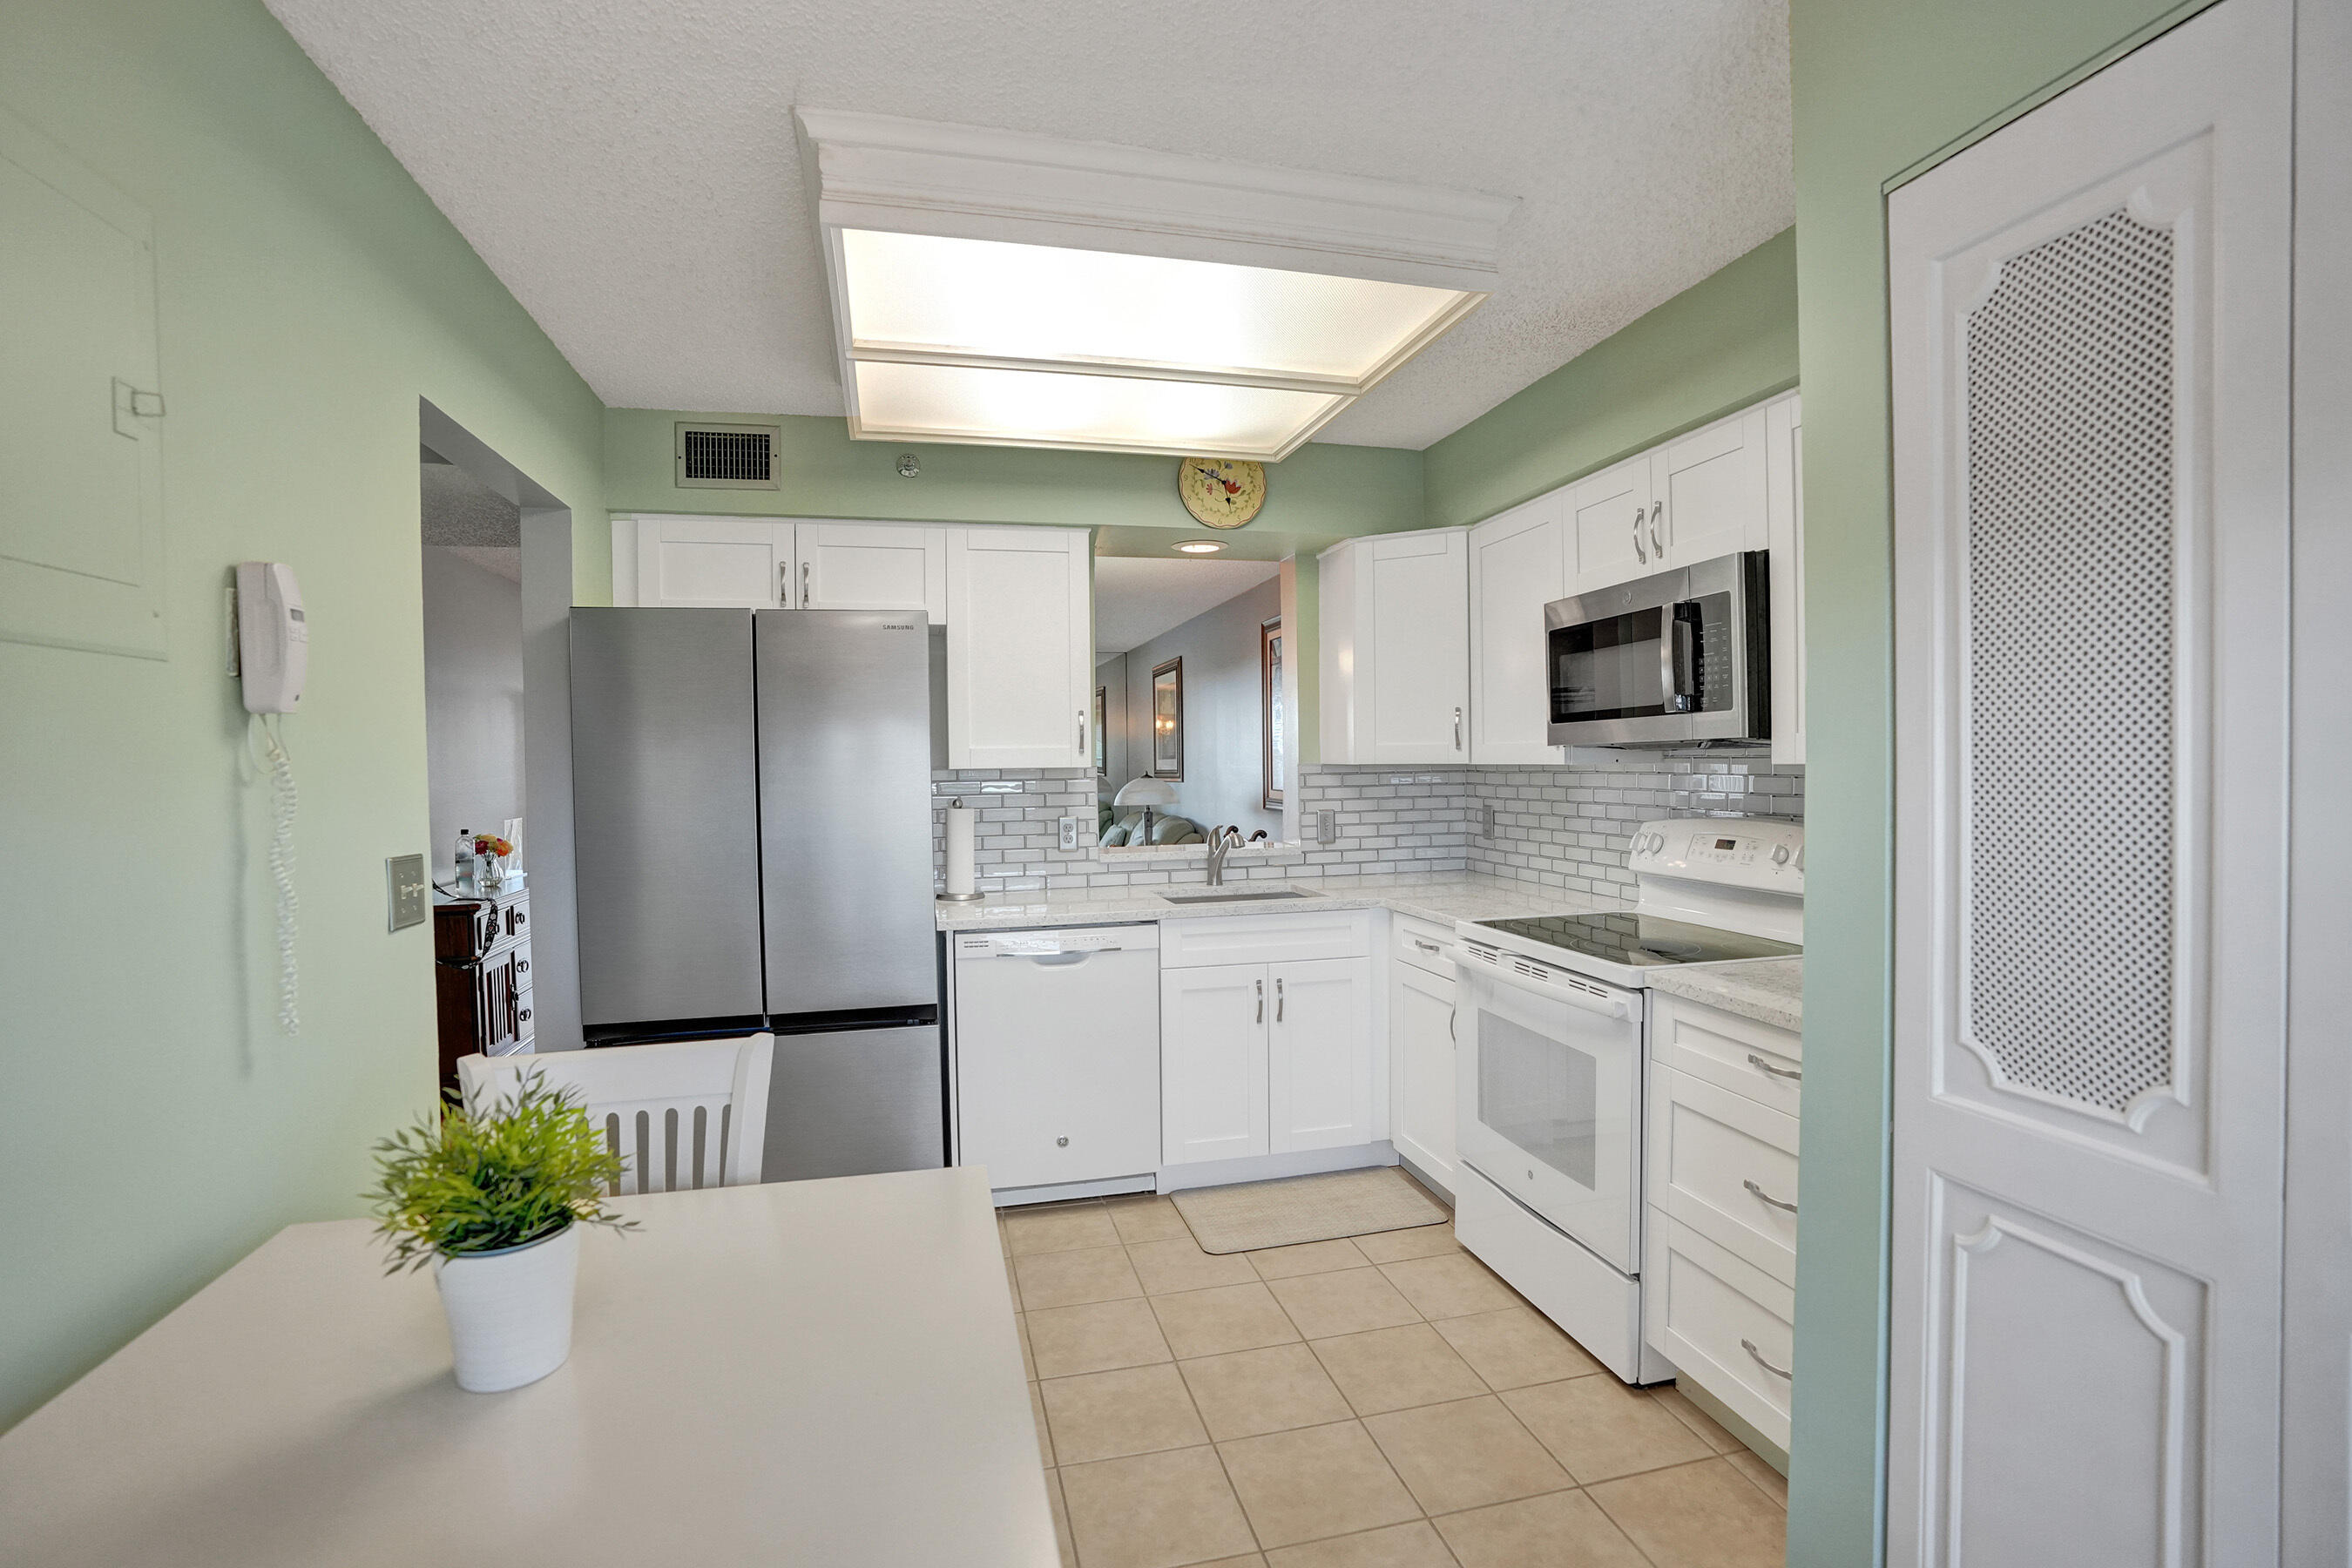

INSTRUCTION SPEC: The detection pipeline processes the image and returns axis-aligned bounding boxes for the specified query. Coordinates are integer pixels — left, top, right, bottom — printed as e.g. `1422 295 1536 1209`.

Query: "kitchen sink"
1158 889 1316 904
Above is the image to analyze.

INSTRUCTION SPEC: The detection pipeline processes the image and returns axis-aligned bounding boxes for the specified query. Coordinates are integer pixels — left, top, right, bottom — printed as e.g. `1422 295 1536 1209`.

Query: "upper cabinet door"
1362 531 1470 764
1652 405 1769 568
945 525 1092 769
1564 454 1655 596
1765 395 1804 764
1469 496 1568 764
637 517 794 607
798 522 949 621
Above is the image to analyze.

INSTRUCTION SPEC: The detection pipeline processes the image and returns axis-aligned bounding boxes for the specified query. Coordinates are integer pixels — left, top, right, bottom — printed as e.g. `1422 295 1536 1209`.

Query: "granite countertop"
934 872 1621 933
1644 956 1803 1032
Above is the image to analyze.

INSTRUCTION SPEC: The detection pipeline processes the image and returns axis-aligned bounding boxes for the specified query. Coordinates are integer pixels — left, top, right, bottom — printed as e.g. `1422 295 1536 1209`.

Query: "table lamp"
1112 778 1179 845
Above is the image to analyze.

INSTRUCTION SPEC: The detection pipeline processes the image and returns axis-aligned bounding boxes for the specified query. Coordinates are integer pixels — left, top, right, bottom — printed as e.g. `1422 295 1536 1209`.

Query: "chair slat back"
456 1034 773 1192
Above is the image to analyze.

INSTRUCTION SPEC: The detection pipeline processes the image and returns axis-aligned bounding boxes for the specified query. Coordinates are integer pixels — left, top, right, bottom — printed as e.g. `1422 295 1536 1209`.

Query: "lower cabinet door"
1162 963 1269 1165
1389 962 1458 1193
1268 956 1374 1154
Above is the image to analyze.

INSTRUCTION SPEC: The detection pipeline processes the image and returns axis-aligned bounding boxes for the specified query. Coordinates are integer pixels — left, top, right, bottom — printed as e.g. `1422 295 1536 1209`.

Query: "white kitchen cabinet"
636 517 794 607
799 522 949 621
1318 529 1470 765
1161 912 1377 1169
1387 918 1458 1193
1765 394 1805 764
1268 957 1375 1153
1644 992 1802 1451
1564 454 1653 597
944 525 1092 769
1468 497 1568 765
1651 404 1769 568
1162 963 1271 1165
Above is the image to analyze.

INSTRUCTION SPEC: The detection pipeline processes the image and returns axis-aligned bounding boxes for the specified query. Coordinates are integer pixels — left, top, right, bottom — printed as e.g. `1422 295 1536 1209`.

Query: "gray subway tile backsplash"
931 755 1801 896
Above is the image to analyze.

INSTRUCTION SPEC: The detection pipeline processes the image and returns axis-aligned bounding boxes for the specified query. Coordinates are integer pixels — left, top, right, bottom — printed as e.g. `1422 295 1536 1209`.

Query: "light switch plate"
387 854 427 930
1058 816 1079 850
1478 803 1497 839
1315 809 1337 845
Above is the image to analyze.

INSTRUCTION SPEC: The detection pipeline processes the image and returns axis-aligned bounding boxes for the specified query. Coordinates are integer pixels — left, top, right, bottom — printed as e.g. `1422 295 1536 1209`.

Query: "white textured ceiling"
1094 558 1280 654
268 1 1791 450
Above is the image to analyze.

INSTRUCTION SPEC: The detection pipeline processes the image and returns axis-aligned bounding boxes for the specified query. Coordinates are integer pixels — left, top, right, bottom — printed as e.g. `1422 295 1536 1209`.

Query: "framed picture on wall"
1093 686 1107 776
1261 618 1285 809
1150 657 1184 780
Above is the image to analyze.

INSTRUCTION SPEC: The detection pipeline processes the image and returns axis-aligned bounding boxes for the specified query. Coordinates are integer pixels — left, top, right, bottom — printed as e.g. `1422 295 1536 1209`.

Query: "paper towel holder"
936 795 985 902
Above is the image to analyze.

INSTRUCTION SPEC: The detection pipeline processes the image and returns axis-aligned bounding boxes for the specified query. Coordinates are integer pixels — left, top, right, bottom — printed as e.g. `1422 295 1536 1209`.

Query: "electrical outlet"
387 854 427 931
1315 809 1338 845
1478 803 1497 839
1058 816 1080 851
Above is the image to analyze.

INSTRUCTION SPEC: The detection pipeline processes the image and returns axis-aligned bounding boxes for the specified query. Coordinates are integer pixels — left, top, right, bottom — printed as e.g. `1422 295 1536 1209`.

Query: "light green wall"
603 408 1425 545
1422 230 1798 529
1783 2 2219 1560
0 0 605 1430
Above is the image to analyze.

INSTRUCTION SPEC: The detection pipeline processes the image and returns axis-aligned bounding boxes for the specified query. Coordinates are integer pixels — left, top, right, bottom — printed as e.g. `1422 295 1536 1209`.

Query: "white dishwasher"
953 924 1161 1200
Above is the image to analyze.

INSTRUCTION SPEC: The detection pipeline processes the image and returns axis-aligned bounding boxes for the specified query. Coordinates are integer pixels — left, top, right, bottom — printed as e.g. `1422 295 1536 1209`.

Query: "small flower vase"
434 1220 580 1392
480 855 505 894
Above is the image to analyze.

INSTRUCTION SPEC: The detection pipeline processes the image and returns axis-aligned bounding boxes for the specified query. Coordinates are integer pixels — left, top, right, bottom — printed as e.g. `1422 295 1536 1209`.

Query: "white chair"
456 1034 773 1193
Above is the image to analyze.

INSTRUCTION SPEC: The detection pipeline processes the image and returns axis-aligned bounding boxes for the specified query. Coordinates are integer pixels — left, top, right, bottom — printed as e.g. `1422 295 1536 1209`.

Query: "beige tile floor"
1000 1191 1786 1568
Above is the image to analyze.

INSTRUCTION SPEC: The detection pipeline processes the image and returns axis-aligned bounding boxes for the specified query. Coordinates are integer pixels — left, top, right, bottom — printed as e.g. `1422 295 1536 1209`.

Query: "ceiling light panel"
841 230 1470 387
852 362 1342 456
799 110 1517 459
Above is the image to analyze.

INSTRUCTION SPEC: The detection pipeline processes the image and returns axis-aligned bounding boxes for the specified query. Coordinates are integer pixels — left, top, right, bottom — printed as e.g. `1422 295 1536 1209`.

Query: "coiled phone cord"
250 713 300 1035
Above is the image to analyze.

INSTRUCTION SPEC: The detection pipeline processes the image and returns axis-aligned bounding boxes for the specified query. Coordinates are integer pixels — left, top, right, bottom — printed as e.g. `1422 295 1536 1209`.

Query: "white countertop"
935 871 1623 933
0 1169 1055 1568
1645 956 1804 1032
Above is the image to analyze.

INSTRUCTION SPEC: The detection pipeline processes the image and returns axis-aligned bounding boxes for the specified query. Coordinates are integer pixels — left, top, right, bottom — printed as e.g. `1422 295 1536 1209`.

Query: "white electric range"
1448 817 1803 1384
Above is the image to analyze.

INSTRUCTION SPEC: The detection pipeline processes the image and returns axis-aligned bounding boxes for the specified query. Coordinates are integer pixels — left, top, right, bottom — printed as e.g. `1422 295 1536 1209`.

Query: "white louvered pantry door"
1887 1 2292 1563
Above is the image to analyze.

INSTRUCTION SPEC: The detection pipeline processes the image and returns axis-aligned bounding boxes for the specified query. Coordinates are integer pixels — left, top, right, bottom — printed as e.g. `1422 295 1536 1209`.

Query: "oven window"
1549 606 1667 724
1476 1009 1598 1190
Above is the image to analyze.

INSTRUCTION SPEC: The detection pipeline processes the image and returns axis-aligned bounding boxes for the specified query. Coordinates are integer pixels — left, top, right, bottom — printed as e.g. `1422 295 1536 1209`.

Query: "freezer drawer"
764 1022 947 1182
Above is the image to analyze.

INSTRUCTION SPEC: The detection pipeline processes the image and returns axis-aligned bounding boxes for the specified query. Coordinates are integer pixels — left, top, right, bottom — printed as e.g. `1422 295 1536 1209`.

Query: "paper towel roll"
942 798 977 899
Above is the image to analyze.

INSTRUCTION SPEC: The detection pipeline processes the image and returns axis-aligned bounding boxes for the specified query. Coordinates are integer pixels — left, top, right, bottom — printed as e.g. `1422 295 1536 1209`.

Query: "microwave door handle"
1661 605 1697 713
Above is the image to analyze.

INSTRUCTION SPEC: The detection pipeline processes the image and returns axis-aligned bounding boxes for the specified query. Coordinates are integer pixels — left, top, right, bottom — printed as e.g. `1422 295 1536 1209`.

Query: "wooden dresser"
432 885 532 1092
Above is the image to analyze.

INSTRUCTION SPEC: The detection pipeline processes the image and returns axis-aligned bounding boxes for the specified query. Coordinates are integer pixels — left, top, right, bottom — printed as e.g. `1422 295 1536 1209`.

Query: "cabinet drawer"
504 940 534 991
1649 1066 1798 1285
1651 992 1801 1117
1161 910 1373 968
507 988 536 1051
1391 915 1456 977
1643 1209 1794 1449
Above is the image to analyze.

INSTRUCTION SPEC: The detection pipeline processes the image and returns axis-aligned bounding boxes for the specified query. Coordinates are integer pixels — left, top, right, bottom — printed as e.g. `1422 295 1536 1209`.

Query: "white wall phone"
232 562 305 1033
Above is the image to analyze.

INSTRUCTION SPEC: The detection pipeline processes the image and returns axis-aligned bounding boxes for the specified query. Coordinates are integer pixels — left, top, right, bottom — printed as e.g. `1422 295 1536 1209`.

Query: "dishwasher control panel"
955 923 1159 959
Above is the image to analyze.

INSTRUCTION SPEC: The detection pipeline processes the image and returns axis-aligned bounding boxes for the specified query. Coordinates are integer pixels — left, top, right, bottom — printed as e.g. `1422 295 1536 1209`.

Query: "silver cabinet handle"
1747 1052 1801 1082
1453 706 1463 751
1742 1339 1793 1379
779 561 791 606
1648 499 1664 558
1743 1178 1798 1214
1275 977 1285 1022
801 560 810 605
1632 508 1647 564
1255 977 1264 1024
1447 1005 1456 1043
1078 708 1087 755
1412 938 1441 953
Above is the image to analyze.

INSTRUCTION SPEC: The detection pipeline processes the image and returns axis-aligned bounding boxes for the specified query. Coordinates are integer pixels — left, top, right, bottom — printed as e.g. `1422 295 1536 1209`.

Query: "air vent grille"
673 422 781 490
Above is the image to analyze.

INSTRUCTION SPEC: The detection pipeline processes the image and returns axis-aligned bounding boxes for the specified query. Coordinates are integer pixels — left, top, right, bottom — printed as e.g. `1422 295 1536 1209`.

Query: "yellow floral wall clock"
1177 456 1267 528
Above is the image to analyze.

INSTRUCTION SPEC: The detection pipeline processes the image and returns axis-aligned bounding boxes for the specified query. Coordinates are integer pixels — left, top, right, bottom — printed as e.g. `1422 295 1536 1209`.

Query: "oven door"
1454 955 1646 1274
1544 552 1767 747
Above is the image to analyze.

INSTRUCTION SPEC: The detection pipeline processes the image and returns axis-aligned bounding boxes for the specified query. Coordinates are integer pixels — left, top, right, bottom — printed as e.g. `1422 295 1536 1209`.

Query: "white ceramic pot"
434 1220 580 1392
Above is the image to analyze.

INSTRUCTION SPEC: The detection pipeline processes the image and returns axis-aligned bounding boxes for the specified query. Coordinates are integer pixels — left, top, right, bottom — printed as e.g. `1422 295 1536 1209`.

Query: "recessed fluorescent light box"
795 109 1516 460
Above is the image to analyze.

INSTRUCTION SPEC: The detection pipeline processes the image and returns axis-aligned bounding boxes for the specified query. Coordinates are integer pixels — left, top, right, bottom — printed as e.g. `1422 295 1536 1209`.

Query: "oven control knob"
1648 832 1666 854
1773 844 1791 866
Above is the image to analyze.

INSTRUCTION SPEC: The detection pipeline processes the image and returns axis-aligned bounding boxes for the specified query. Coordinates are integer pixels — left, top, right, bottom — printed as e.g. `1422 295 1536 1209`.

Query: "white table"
0 1168 1056 1567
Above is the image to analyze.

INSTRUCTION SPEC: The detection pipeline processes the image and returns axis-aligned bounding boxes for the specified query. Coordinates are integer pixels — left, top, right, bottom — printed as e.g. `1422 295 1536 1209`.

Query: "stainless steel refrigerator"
568 607 943 1182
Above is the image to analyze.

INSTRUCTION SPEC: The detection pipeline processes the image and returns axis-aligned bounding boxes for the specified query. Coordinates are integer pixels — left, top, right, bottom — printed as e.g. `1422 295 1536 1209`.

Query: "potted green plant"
367 1072 632 1392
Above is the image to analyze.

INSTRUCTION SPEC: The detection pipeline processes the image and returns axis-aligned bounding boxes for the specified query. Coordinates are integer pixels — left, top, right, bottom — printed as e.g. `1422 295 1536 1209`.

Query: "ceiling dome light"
1174 539 1226 554
797 110 1517 460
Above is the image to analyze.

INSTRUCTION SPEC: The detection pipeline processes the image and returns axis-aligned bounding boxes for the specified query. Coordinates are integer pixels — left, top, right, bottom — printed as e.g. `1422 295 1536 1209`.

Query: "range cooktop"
1472 912 1801 970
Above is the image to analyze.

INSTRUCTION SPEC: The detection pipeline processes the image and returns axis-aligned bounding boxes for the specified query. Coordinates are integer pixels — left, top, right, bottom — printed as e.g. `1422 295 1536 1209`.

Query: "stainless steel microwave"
1544 551 1771 748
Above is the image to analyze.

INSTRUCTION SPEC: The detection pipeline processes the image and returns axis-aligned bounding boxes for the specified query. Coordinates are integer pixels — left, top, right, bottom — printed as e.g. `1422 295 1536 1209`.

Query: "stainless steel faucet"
1204 825 1243 887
